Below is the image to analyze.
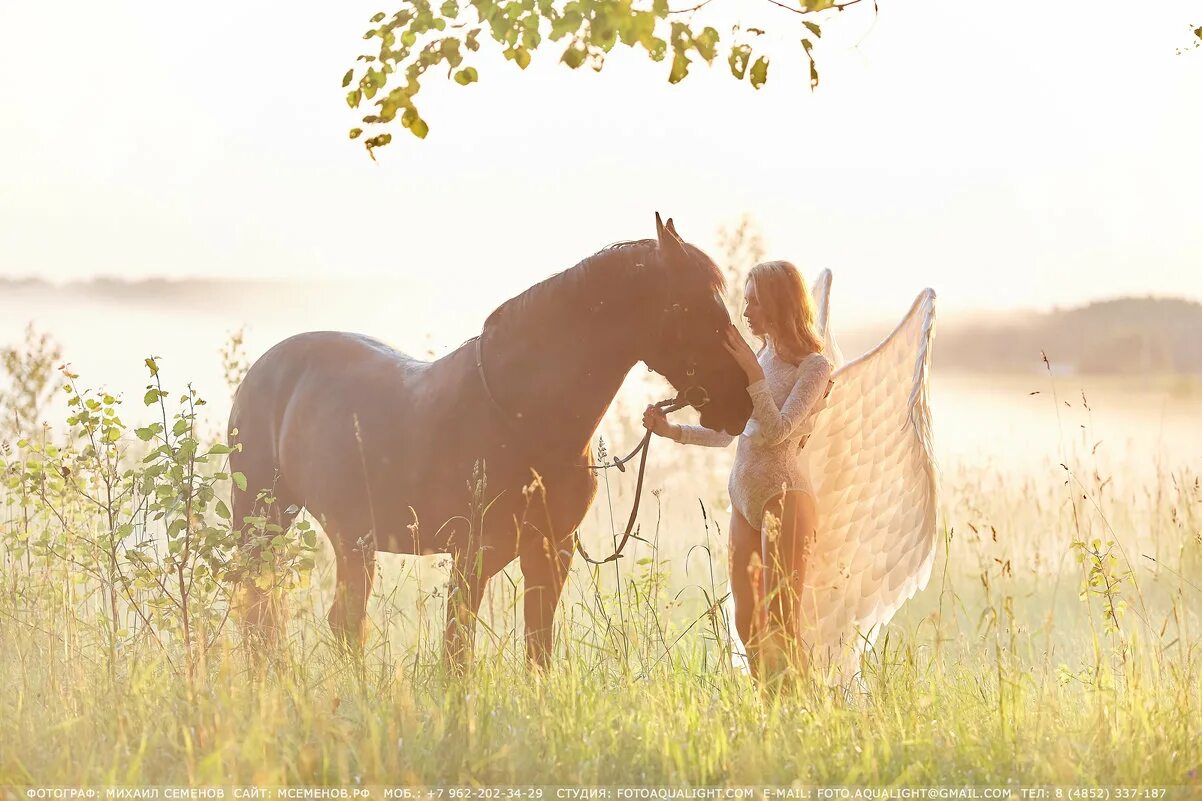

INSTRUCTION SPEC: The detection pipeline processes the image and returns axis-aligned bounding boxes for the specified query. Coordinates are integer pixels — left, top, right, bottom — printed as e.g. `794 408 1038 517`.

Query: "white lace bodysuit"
676 344 834 529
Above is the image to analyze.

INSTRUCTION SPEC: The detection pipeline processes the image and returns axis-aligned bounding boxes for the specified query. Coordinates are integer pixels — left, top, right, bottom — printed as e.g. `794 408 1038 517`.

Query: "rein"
473 333 691 566
573 395 686 565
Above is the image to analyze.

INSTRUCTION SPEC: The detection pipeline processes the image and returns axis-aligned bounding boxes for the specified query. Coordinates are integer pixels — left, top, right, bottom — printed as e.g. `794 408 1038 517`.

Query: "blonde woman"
643 260 833 681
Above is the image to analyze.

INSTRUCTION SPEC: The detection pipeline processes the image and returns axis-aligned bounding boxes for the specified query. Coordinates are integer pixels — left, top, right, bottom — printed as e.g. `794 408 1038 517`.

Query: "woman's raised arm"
746 353 833 447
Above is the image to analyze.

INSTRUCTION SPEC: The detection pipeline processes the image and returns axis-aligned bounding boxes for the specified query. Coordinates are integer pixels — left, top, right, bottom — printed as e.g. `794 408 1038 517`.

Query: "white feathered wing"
725 270 939 683
810 268 845 370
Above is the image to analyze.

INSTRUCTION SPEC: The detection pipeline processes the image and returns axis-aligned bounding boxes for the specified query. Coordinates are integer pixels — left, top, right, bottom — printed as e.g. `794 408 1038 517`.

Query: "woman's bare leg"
728 506 767 680
760 489 819 682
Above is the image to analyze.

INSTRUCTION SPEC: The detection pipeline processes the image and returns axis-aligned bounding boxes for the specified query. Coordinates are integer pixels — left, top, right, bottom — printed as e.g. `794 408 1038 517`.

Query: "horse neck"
481 250 661 461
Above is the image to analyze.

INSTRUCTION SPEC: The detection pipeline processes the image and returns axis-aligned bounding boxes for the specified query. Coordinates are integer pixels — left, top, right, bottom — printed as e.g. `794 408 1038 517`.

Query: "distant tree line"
932 297 1202 375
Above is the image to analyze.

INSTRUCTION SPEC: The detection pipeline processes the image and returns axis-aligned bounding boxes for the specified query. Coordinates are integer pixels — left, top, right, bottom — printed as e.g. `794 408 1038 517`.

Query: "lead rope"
573 395 686 565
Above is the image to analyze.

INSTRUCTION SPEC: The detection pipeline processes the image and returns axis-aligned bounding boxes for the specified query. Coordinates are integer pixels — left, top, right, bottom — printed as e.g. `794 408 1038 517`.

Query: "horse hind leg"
326 532 377 650
231 469 300 651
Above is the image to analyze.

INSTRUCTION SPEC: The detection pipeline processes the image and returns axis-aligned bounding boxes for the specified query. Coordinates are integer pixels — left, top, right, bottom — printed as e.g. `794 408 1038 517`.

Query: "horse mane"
482 238 725 333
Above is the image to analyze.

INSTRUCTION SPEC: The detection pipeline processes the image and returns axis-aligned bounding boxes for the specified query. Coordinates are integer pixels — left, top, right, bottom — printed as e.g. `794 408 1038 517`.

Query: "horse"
227 213 752 667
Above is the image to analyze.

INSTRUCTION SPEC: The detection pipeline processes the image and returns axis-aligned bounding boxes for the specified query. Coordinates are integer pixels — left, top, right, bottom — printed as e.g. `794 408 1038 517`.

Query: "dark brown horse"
228 214 751 666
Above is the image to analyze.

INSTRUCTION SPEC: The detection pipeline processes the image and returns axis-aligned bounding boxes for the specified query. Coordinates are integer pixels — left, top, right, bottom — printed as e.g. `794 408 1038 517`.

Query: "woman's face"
742 278 768 337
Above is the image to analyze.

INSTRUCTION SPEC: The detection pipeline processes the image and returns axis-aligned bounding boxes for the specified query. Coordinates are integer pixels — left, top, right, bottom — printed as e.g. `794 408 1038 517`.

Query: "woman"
643 260 833 682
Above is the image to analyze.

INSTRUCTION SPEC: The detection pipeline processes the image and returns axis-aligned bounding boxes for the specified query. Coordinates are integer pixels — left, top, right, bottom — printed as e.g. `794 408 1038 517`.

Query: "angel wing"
811 268 845 369
725 273 938 684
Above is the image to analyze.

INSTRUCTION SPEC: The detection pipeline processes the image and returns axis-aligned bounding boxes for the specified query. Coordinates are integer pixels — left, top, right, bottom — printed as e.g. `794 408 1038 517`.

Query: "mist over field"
2 276 1200 517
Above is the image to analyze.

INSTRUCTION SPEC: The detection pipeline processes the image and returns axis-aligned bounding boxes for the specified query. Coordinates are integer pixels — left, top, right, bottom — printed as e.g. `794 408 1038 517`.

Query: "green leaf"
135 426 156 442
803 21 822 38
802 38 819 90
365 133 392 152
668 51 689 84
728 44 751 80
144 357 159 377
232 472 247 492
561 44 586 69
349 128 363 139
749 55 769 89
215 500 231 521
693 27 720 62
143 388 162 406
342 68 355 87
513 46 531 70
453 67 478 85
401 108 429 139
370 11 386 23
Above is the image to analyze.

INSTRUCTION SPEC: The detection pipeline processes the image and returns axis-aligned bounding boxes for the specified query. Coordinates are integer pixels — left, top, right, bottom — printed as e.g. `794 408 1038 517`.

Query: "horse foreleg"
328 536 377 650
519 530 573 668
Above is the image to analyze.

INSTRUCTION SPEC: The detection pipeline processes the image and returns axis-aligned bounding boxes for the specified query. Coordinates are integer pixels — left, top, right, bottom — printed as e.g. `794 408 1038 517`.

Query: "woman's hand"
722 324 764 383
642 404 678 440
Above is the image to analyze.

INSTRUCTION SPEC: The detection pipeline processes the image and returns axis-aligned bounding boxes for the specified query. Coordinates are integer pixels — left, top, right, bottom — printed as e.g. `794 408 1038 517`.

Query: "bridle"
472 260 718 565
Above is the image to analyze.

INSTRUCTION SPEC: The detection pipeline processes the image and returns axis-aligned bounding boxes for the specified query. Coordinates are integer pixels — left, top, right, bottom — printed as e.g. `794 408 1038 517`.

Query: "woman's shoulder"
799 350 833 378
774 342 832 373
796 348 832 367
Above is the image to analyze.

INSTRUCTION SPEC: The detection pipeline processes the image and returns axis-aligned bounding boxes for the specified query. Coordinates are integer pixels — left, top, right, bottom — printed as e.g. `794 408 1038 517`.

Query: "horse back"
229 331 483 551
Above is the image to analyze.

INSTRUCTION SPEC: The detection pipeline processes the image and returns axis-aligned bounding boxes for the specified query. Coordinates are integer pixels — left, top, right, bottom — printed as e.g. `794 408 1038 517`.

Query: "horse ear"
655 212 688 262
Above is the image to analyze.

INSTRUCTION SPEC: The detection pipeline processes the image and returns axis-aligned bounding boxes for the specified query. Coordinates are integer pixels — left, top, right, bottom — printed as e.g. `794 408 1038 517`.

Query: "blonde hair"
747 260 824 362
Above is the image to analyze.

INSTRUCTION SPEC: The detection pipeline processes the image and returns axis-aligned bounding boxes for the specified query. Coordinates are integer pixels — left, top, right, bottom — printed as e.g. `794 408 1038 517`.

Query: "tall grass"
0 344 1199 786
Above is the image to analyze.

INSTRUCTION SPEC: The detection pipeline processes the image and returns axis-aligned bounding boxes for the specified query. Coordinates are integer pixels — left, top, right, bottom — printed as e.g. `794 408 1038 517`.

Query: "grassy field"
0 363 1200 788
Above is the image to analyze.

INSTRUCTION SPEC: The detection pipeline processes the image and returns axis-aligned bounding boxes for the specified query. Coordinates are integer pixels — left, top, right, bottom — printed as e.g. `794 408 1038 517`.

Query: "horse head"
640 213 752 436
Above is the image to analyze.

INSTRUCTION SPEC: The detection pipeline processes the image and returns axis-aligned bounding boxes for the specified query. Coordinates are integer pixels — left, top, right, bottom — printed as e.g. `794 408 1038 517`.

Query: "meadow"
0 325 1199 789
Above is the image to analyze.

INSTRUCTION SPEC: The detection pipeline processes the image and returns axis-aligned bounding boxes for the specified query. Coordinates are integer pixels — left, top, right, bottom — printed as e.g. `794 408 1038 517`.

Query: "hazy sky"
1 0 1199 328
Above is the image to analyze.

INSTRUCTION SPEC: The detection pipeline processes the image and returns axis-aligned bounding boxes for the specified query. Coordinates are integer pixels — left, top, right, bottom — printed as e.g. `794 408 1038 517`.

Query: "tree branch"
668 0 717 12
762 0 865 14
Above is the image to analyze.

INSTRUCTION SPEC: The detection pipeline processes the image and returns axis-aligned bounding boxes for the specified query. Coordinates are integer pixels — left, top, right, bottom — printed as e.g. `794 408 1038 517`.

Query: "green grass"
1 376 1200 787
